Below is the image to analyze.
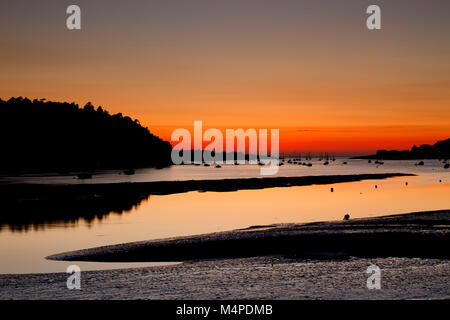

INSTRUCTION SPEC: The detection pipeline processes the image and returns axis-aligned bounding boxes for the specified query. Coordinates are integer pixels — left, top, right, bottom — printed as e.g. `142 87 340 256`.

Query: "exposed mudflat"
48 210 450 262
1 256 449 300
2 210 450 300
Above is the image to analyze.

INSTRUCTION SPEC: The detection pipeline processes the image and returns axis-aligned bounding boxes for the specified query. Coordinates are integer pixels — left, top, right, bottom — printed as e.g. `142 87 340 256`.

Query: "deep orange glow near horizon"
1 1 449 155
157 124 450 155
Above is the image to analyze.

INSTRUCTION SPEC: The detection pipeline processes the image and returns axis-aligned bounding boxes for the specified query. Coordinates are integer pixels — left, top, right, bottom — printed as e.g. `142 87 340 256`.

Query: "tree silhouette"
0 97 172 173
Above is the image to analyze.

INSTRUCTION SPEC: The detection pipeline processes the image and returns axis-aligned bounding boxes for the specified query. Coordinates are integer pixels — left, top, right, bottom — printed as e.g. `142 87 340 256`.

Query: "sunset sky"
1 0 449 154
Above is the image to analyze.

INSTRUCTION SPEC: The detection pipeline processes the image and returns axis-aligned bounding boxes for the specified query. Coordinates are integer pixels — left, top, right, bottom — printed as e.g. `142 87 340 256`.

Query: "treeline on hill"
356 138 450 160
0 97 172 173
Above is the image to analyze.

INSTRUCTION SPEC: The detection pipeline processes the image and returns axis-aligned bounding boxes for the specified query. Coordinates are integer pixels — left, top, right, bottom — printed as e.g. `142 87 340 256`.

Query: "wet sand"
1 209 449 300
1 256 449 300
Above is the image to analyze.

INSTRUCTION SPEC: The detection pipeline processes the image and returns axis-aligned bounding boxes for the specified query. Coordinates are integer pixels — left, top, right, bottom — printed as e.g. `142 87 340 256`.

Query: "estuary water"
1 158 449 274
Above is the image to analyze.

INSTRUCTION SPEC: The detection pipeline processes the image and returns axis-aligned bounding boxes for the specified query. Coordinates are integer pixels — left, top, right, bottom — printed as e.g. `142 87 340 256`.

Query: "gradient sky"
1 0 450 154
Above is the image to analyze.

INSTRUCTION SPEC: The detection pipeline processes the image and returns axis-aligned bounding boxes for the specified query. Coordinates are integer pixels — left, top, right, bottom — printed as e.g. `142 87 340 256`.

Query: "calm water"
1 159 449 274
2 158 448 184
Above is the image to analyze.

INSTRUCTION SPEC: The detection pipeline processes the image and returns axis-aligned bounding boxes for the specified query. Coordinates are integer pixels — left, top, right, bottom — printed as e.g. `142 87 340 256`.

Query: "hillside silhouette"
356 138 450 160
0 97 172 173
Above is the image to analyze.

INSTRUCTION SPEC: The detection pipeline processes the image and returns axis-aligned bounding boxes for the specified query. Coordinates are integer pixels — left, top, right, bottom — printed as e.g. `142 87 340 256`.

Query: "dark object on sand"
330 187 334 192
123 169 135 175
343 214 350 221
323 161 329 165
215 165 221 168
342 162 347 165
77 173 93 179
375 185 378 189
405 182 408 186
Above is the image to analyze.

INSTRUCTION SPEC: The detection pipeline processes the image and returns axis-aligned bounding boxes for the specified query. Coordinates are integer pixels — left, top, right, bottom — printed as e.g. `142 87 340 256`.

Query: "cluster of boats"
76 157 450 180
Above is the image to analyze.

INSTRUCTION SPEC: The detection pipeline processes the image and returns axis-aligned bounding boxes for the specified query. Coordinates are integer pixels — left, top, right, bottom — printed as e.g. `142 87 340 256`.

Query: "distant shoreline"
47 209 450 263
352 155 449 160
352 138 450 160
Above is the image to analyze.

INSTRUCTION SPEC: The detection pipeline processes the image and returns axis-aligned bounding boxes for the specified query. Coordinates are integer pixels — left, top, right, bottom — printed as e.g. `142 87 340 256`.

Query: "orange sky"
1 1 449 155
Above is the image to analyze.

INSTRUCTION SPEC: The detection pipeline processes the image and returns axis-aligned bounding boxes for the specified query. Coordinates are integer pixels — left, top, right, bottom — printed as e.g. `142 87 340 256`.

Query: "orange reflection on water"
1 173 450 274
129 174 450 238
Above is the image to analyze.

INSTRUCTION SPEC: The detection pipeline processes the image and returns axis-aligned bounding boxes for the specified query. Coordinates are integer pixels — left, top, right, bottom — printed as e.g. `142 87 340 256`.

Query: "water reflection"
1 157 449 234
1 190 150 232
1 172 449 274
1 170 411 233
1 171 449 234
